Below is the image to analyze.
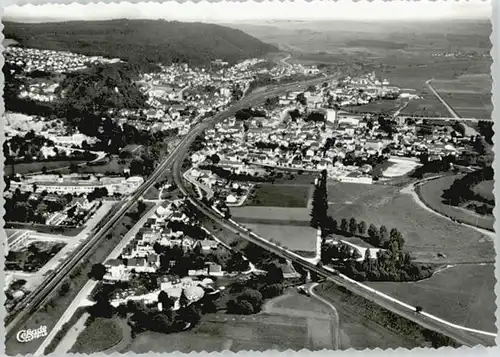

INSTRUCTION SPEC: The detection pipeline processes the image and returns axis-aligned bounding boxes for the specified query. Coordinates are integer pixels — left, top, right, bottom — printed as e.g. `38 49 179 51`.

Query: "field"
70 318 123 353
129 313 332 352
473 180 494 202
417 176 494 231
367 263 496 333
245 184 311 208
345 99 405 115
382 158 421 178
232 206 311 225
326 181 494 263
130 290 336 352
4 161 87 175
432 74 492 119
244 223 317 253
314 283 428 349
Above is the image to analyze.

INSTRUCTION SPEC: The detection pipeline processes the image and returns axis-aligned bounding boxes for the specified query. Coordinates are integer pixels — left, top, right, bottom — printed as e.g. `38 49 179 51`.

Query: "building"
10 174 144 196
326 109 337 124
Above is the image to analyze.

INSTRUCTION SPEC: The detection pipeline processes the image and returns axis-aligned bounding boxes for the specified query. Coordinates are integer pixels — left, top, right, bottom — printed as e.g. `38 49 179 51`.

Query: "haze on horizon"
3 0 491 23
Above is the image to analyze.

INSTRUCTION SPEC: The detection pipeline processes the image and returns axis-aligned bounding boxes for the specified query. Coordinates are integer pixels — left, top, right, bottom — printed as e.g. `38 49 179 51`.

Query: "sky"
3 0 492 23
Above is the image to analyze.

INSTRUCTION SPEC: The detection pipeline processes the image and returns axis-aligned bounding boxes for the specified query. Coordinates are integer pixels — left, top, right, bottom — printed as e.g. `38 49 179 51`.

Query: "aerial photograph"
2 0 496 354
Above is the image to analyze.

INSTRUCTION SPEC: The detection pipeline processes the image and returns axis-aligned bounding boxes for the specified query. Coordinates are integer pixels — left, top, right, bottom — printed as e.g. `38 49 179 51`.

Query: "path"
425 79 460 119
53 313 89 354
309 283 340 350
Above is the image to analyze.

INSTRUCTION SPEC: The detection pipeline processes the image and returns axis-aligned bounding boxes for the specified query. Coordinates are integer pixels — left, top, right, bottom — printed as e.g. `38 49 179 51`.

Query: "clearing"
69 317 123 353
243 223 317 254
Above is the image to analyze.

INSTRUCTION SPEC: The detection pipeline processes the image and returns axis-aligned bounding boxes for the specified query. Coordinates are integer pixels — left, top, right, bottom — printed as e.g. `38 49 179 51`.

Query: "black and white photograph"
1 0 497 355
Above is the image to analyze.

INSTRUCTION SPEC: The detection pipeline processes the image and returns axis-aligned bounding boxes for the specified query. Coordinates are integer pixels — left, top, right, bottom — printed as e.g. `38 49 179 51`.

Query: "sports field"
245 183 311 208
327 181 494 263
367 263 496 333
417 176 494 231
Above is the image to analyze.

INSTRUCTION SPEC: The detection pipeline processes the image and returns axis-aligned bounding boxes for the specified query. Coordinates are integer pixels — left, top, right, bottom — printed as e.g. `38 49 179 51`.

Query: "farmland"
245 183 311 208
232 206 311 225
244 223 317 254
367 263 496 333
129 311 334 352
327 181 494 263
416 175 494 231
432 74 492 119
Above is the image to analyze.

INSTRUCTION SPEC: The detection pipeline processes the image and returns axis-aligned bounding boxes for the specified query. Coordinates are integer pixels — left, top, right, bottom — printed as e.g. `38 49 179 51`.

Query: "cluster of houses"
103 200 226 310
183 75 474 194
5 46 121 74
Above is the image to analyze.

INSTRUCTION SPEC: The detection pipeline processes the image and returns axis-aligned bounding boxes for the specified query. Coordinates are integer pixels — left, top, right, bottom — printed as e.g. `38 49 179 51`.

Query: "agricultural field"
327 181 494 263
129 312 334 352
346 99 406 115
417 175 494 231
245 183 311 208
244 223 317 254
367 263 496 333
231 206 311 225
432 74 492 119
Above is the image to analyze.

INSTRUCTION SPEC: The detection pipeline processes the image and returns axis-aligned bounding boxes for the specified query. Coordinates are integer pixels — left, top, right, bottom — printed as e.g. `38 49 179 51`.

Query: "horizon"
3 0 491 23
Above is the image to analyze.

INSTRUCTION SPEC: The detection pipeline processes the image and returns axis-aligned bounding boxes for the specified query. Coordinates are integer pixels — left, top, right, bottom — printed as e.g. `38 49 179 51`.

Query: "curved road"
171 90 496 347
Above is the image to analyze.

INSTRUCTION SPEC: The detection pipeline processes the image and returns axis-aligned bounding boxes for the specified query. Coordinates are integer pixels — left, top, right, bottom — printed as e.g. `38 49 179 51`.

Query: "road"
34 202 162 355
171 83 496 347
425 79 460 119
308 283 340 349
6 75 335 354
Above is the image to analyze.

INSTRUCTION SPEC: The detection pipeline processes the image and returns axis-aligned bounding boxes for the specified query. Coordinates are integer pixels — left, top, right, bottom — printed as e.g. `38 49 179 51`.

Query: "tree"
349 218 357 235
340 218 349 233
265 263 284 284
239 288 263 312
227 299 254 315
358 221 367 236
158 290 175 311
379 225 389 247
88 263 107 280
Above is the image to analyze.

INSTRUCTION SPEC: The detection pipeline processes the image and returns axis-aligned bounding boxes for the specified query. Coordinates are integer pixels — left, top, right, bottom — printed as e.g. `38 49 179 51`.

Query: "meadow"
243 223 317 254
129 312 333 352
417 176 494 231
433 74 492 119
245 183 311 208
367 263 496 333
326 182 494 263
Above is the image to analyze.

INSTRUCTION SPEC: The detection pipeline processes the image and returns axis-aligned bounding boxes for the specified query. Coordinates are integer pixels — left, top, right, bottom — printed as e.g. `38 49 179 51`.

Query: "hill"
3 19 278 66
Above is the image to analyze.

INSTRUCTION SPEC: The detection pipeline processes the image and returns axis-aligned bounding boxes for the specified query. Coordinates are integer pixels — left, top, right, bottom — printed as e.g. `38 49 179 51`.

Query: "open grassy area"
433 74 492 119
327 181 494 263
473 180 494 202
130 303 334 353
244 223 317 253
70 318 123 353
245 184 311 208
232 206 311 224
314 282 464 349
417 176 494 231
4 160 87 175
78 156 130 175
367 263 496 333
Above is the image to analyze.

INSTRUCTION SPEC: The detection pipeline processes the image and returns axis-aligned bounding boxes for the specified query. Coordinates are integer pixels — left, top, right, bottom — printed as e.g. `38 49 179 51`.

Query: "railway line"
5 74 334 351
